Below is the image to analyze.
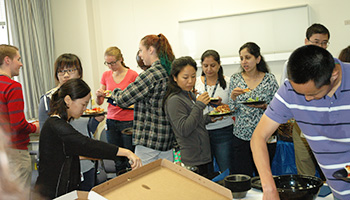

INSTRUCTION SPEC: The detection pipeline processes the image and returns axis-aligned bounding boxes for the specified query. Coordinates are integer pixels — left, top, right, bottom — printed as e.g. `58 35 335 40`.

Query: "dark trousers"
196 162 214 179
231 135 276 177
106 119 134 173
79 167 96 191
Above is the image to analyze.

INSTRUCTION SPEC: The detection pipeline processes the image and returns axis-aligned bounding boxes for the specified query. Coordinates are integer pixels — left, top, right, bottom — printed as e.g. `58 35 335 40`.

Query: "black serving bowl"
224 174 251 198
274 174 323 200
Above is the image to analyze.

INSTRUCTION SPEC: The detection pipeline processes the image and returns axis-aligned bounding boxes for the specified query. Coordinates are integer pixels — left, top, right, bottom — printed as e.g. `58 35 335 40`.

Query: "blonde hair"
104 46 128 68
0 44 18 66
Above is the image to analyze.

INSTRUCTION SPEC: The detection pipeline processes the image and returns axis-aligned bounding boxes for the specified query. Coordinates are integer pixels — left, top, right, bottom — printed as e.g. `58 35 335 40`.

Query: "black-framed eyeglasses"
104 61 118 66
308 39 330 47
57 68 77 76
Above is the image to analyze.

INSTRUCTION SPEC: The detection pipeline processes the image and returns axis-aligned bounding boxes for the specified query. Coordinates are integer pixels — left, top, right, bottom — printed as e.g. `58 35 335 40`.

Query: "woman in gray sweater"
164 56 215 178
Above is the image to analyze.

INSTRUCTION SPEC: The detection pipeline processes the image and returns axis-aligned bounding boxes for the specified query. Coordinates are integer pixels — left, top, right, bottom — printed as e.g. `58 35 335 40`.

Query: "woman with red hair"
100 34 175 165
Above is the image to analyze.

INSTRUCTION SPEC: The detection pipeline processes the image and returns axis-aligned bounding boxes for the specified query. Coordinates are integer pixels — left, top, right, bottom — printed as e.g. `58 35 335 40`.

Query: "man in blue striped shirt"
251 45 350 200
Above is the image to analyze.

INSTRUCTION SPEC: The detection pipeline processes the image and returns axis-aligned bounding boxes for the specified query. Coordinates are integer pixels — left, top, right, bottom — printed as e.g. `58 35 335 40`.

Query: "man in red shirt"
0 44 40 192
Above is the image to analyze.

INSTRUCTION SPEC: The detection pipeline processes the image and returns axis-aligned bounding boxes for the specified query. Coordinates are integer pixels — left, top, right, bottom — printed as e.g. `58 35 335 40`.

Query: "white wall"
50 0 350 95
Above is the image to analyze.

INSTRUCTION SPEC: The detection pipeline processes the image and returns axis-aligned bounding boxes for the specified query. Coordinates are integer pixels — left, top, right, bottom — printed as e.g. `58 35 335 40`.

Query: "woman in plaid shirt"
98 34 175 165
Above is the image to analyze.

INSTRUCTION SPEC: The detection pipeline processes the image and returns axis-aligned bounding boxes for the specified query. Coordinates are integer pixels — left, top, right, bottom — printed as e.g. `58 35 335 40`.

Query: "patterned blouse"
228 72 279 141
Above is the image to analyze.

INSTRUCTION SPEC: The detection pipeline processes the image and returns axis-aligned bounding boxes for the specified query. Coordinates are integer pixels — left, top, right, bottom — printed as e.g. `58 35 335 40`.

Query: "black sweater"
34 116 119 199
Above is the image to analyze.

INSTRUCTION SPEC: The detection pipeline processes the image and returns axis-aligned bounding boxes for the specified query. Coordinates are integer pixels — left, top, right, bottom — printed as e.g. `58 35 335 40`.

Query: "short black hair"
287 45 335 88
306 23 330 40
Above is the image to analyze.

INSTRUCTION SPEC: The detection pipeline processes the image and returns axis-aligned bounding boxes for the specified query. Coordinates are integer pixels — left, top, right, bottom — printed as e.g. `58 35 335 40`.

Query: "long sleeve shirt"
110 60 174 151
164 90 212 166
0 75 36 149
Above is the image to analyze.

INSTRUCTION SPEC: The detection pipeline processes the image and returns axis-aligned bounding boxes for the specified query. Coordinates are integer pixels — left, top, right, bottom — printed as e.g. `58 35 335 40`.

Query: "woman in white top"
195 49 234 173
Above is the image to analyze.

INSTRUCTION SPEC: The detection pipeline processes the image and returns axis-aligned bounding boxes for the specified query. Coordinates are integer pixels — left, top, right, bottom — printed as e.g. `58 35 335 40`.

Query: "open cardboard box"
55 159 232 200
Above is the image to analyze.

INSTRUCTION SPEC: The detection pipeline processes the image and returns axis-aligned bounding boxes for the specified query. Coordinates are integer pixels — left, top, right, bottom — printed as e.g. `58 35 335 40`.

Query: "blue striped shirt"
265 58 350 199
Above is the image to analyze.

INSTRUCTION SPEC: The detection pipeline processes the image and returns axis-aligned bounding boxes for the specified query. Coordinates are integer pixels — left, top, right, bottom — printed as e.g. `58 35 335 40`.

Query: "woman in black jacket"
34 78 141 199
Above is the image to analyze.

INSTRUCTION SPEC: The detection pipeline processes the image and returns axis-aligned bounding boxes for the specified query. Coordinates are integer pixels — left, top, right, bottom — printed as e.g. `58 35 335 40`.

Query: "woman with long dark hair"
228 42 279 176
34 78 141 199
195 49 234 173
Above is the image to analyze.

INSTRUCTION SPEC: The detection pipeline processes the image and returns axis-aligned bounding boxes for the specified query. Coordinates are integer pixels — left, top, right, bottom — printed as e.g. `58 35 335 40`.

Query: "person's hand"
117 148 142 169
127 152 142 170
197 92 210 105
262 188 280 200
94 115 105 122
230 87 246 100
192 88 198 95
96 88 105 98
33 121 40 134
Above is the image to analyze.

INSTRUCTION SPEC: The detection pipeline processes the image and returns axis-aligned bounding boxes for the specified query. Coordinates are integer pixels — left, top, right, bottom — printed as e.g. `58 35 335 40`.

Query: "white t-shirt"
195 76 234 130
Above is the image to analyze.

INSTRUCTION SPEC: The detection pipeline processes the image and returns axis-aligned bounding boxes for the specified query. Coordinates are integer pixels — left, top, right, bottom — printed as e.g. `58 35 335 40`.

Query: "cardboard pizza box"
55 159 232 200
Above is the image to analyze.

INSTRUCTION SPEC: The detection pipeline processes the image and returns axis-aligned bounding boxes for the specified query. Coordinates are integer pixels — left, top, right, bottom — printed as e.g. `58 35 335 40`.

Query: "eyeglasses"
57 68 77 76
308 39 330 47
104 61 118 66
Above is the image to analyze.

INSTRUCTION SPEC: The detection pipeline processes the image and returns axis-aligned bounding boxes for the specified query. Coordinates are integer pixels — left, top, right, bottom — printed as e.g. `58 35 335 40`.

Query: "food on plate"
247 97 260 102
345 165 350 178
209 104 231 115
242 88 251 93
128 105 134 109
104 90 112 97
84 107 104 114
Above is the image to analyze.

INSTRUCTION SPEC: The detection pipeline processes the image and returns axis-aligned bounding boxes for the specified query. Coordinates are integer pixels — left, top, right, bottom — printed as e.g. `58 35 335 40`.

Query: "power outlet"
345 20 350 25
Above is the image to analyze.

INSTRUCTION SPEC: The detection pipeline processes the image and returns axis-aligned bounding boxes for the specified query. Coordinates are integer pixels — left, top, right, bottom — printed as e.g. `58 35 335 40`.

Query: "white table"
234 188 334 200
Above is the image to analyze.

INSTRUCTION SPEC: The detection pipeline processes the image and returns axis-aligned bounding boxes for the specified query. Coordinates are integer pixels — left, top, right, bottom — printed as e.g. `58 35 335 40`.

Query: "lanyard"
204 76 219 97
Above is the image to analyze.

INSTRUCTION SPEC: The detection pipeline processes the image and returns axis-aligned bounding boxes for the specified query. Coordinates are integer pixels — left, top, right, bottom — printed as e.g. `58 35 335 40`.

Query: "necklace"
204 76 219 97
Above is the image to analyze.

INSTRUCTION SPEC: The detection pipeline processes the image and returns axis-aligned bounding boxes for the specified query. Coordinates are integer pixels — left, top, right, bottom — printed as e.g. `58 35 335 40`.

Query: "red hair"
141 34 175 74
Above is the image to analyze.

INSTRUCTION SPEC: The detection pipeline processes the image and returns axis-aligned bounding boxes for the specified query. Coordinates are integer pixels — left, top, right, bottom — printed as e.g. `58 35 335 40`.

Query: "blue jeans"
208 125 234 173
106 119 134 173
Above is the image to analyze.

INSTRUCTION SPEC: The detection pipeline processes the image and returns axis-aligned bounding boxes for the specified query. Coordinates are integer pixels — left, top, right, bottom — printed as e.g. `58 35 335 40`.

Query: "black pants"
79 167 96 191
231 135 276 177
196 162 214 179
